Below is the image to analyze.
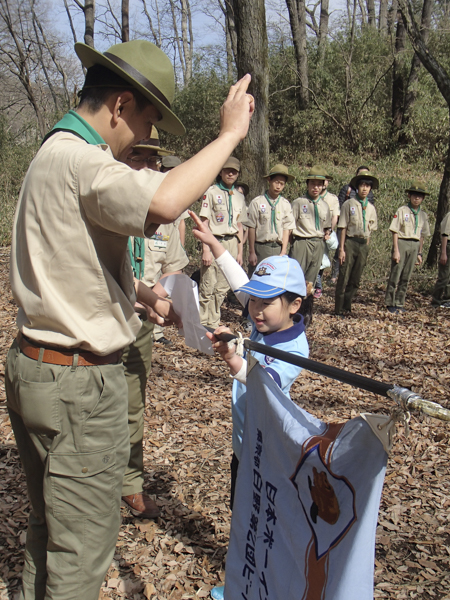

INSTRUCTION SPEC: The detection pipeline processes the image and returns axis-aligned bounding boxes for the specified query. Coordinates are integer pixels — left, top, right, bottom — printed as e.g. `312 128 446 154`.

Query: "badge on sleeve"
216 213 224 223
203 202 208 208
203 195 206 200
302 205 308 213
260 203 266 213
350 206 356 215
405 214 409 222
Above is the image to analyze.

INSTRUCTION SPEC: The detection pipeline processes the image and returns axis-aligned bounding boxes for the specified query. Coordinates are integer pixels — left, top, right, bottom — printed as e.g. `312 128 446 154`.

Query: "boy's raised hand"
219 74 255 143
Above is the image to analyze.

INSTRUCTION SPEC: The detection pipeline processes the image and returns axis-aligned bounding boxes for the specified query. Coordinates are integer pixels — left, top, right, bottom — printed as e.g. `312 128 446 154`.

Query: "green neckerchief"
264 192 281 234
42 110 105 146
356 194 369 232
307 193 321 231
217 180 235 228
128 237 145 280
408 203 421 234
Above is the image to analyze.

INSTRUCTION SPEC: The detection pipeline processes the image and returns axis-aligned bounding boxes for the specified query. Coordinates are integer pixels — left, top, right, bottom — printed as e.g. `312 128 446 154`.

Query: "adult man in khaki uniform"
335 170 378 315
385 181 431 313
198 156 246 328
5 39 254 600
289 166 332 285
244 164 295 277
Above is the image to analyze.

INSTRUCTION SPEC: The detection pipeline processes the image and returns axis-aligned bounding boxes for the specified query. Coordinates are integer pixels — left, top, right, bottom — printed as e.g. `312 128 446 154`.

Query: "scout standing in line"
244 164 295 278
5 37 254 600
121 131 189 520
431 211 450 307
314 175 340 298
289 166 332 287
385 181 431 314
335 170 378 316
198 157 246 328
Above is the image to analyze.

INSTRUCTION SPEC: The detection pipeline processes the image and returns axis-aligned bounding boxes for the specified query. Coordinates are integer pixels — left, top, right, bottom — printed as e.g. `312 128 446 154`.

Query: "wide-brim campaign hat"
350 170 379 191
305 165 328 181
162 156 182 168
236 255 306 298
133 127 173 156
221 156 241 171
236 181 249 196
75 40 185 136
405 180 430 196
263 164 295 183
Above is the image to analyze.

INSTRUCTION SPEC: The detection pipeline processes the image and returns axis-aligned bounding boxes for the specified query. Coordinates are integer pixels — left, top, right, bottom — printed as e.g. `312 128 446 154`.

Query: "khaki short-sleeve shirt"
322 191 340 219
291 196 331 238
10 132 165 355
142 223 189 287
199 184 246 236
243 195 295 243
338 198 377 238
389 205 430 240
441 212 450 237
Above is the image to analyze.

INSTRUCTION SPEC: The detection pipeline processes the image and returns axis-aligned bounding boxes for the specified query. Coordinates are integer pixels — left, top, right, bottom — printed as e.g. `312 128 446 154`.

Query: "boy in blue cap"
190 211 310 600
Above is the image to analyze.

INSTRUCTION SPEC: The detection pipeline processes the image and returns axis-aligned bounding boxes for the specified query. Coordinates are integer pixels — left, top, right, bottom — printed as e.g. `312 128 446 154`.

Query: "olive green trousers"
5 339 129 600
335 237 369 314
385 239 419 308
289 237 325 285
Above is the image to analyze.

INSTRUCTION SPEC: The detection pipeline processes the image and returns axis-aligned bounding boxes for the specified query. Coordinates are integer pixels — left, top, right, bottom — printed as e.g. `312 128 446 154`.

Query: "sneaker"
155 336 172 346
211 585 224 600
387 306 399 314
398 307 406 313
440 301 450 308
313 288 322 299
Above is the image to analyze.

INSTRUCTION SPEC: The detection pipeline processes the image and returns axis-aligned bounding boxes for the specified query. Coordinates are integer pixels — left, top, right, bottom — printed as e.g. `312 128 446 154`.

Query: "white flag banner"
225 363 389 600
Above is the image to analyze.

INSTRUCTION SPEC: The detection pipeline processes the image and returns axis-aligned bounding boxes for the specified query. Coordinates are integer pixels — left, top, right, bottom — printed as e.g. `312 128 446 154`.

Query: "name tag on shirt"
154 240 168 248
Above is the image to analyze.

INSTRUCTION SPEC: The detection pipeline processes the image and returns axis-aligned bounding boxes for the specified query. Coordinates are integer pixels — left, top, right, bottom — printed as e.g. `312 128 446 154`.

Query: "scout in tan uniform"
199 156 246 327
385 181 431 313
245 164 295 277
314 174 340 298
289 166 332 286
5 39 254 600
335 170 378 315
431 212 450 307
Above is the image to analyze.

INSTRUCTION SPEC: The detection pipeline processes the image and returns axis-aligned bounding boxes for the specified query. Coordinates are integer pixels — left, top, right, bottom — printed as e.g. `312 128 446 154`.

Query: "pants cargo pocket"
48 447 116 517
17 376 61 437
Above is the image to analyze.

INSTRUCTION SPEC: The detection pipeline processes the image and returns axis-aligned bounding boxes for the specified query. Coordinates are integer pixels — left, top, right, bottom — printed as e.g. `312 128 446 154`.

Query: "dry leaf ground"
0 246 449 599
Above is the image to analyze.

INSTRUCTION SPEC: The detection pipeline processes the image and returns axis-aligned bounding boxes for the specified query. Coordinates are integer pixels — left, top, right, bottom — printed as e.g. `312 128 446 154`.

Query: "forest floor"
0 246 449 599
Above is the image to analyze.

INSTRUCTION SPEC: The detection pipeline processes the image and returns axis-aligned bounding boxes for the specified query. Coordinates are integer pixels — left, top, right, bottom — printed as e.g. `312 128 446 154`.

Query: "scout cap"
236 181 249 196
405 180 430 196
162 156 182 168
222 156 241 171
133 127 173 156
263 164 294 183
75 39 185 135
235 255 306 298
350 169 379 190
306 166 328 181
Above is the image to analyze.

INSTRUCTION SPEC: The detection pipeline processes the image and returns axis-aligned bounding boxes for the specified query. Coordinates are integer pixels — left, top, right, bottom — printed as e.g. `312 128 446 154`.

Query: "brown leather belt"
17 334 122 367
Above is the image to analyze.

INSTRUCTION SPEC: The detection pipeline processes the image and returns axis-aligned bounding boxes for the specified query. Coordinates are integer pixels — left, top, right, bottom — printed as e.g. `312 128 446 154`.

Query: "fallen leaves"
0 251 449 599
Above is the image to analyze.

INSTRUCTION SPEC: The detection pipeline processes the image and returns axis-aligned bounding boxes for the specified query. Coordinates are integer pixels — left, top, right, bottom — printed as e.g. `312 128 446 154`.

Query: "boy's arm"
392 232 400 263
416 236 424 265
237 222 244 266
280 228 290 256
338 226 347 264
248 227 258 266
440 235 448 265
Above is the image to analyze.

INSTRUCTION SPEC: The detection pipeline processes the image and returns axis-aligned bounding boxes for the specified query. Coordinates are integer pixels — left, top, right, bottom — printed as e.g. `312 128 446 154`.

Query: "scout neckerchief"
128 237 145 280
217 180 235 227
355 194 369 232
307 192 321 231
264 192 281 234
408 203 421 235
41 110 105 146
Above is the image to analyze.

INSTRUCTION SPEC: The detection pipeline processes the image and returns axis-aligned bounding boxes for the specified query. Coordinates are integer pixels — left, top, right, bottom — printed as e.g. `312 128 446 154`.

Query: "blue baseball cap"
236 255 306 298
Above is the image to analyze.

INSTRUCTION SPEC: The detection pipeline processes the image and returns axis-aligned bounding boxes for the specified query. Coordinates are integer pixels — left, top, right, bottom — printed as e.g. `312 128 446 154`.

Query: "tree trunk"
391 11 406 135
84 0 95 47
398 0 433 144
122 0 129 42
366 0 376 26
223 0 238 79
180 0 193 83
398 0 450 265
285 0 309 110
388 0 398 35
379 0 388 32
318 0 329 59
229 0 269 200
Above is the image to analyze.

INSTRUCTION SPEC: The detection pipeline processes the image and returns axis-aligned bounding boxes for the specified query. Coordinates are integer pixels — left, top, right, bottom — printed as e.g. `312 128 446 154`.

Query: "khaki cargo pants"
335 237 369 314
199 236 238 328
5 339 130 600
385 239 420 308
289 237 325 285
